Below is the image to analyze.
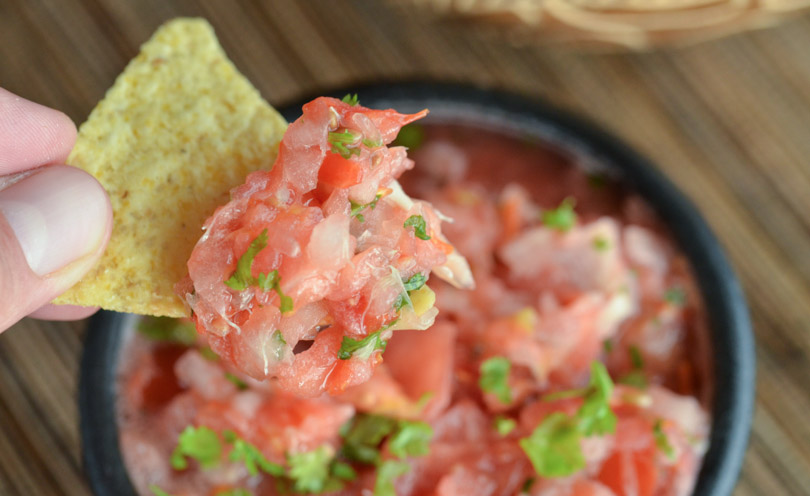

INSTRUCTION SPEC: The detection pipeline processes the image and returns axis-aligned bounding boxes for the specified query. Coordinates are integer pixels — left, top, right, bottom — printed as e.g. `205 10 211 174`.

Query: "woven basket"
415 0 810 49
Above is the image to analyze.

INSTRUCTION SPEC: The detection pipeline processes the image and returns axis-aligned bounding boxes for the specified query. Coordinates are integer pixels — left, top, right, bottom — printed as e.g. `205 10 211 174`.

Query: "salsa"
119 121 711 496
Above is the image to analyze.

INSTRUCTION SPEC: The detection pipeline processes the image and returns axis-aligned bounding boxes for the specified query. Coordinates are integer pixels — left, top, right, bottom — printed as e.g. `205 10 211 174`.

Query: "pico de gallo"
121 118 711 496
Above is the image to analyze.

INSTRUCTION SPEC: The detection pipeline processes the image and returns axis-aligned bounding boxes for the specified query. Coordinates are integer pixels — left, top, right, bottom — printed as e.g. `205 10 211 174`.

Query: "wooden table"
1 1 809 494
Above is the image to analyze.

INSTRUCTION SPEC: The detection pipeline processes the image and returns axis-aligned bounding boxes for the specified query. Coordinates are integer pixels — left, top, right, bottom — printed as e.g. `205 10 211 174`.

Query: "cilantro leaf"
224 372 248 391
199 346 220 361
603 339 614 353
223 430 284 477
257 270 294 314
373 459 410 496
519 412 585 478
541 197 577 232
402 273 427 292
329 130 361 159
664 287 686 306
216 490 251 496
331 461 357 481
653 419 676 460
629 345 644 369
618 371 647 389
171 426 222 470
392 124 425 150
403 215 430 240
150 486 175 496
350 193 383 223
494 416 517 436
592 236 610 251
577 362 616 436
288 446 341 494
340 414 397 465
342 93 359 106
225 229 268 291
338 320 397 360
480 356 512 404
138 317 197 345
389 421 433 458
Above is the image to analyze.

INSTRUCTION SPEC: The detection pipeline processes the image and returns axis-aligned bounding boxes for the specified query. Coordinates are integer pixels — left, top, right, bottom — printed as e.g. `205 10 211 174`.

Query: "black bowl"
80 82 755 496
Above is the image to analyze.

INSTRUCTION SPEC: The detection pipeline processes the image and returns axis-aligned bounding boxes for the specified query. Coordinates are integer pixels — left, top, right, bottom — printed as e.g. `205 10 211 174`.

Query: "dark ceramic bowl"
80 82 755 496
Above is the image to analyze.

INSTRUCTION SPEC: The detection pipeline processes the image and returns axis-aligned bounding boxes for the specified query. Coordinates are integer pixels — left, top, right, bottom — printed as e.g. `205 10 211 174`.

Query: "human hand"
0 87 112 332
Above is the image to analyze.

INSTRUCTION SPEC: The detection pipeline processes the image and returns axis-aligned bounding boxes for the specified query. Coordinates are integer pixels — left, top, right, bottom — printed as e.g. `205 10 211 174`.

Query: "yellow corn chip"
53 18 288 317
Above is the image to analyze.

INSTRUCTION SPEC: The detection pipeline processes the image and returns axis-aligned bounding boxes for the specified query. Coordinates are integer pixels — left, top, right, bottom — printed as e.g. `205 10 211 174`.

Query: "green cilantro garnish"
225 230 268 291
373 459 410 496
389 421 433 458
404 215 430 240
150 486 174 496
521 362 617 478
223 430 285 477
257 270 294 314
170 426 222 470
653 419 676 460
494 416 517 436
664 287 686 306
331 461 357 481
619 345 647 389
521 477 536 493
216 490 251 496
329 130 362 159
138 316 197 345
350 193 383 222
629 345 644 369
593 236 610 251
520 412 585 478
402 273 427 291
341 93 359 106
340 414 398 465
224 372 248 391
603 339 614 353
287 446 343 494
271 330 287 360
541 197 577 232
199 346 220 361
338 321 398 360
392 123 425 150
480 356 512 404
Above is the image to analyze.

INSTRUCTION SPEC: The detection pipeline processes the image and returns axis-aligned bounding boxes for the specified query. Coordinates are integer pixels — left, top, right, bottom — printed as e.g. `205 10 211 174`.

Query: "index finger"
0 87 77 175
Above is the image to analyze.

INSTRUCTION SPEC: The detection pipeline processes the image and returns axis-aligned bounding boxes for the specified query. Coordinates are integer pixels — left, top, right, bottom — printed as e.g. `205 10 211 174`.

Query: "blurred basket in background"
413 0 810 49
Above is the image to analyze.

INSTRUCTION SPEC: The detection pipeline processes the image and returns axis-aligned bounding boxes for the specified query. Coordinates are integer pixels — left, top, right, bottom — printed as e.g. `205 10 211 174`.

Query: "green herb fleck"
329 130 362 159
541 197 577 232
494 416 517 436
618 371 648 389
288 446 341 494
150 486 174 496
350 193 383 222
593 236 610 251
331 461 357 481
389 421 433 458
519 412 585 478
225 229 268 291
373 459 410 496
138 317 197 345
653 419 676 460
216 490 251 496
340 414 398 465
257 270 294 314
480 357 512 404
341 93 359 106
521 362 617 478
338 321 397 360
402 273 427 291
392 124 425 150
199 346 220 361
223 430 285 477
521 477 536 494
603 339 614 353
664 287 686 306
629 345 644 369
403 215 430 240
224 372 248 391
171 426 222 470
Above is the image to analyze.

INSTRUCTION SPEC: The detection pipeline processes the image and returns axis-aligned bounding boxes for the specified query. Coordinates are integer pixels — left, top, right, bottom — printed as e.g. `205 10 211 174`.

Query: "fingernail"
0 165 110 276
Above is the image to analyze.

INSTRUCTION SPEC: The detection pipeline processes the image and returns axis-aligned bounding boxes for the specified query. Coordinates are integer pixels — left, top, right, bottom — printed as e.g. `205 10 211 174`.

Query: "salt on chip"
53 18 287 317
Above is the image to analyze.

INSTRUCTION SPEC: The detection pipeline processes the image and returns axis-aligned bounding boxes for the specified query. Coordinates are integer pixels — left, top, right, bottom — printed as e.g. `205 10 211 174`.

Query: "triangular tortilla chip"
53 18 288 317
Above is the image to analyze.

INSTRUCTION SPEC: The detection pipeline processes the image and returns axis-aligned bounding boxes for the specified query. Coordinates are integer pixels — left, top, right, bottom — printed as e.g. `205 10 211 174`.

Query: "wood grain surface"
1 1 809 495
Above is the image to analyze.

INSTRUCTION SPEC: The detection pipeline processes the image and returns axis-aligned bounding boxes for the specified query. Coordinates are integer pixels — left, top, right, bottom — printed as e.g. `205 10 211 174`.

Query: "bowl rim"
80 81 755 496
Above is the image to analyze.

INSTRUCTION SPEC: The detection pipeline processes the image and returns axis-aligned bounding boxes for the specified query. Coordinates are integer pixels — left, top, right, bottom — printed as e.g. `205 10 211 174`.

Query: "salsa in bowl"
80 83 754 496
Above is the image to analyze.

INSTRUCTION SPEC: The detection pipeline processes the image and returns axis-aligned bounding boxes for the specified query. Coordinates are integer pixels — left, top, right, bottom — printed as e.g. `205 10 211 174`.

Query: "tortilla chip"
53 18 288 317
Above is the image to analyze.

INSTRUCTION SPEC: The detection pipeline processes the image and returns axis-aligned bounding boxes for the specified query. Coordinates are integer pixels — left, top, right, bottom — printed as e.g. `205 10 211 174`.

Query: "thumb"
0 165 112 331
